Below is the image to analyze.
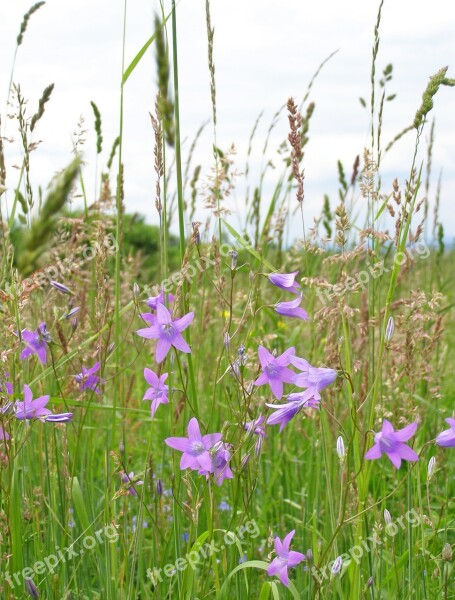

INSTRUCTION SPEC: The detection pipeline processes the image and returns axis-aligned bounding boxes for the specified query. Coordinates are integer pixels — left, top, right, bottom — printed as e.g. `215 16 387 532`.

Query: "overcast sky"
1 0 454 243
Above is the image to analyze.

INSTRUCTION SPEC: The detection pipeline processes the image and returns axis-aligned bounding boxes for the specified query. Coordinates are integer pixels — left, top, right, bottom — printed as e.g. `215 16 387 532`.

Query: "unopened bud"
25 578 39 598
156 478 163 497
133 283 140 298
384 509 392 525
224 332 230 350
331 556 342 575
385 316 394 341
427 456 436 480
336 435 346 463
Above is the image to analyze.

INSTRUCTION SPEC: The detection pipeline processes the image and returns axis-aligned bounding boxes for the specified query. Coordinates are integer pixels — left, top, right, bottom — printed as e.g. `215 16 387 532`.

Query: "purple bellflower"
15 385 52 420
254 346 296 400
435 418 455 447
266 388 321 431
74 362 104 394
19 323 50 364
143 368 169 418
275 294 309 321
244 415 266 438
267 529 306 587
15 385 73 422
136 303 194 363
268 271 300 294
165 417 222 472
0 427 9 441
290 356 337 391
365 419 419 468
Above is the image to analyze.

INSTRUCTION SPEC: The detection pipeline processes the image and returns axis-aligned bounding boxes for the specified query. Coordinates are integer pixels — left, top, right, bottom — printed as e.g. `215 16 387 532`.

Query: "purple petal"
394 422 418 442
382 419 395 435
281 530 295 553
202 432 223 448
274 536 284 556
171 332 191 354
386 450 402 469
287 551 306 567
173 312 194 332
257 345 273 368
136 326 160 340
144 368 159 387
266 557 282 576
269 378 283 400
396 442 419 462
253 372 269 387
279 565 290 587
156 338 172 363
275 347 296 367
187 417 201 441
156 302 172 325
364 443 382 460
165 437 192 452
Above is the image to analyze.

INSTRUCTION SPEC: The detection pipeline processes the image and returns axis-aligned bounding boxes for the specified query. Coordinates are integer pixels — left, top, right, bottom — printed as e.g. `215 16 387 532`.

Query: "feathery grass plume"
414 67 450 129
205 0 217 126
334 202 350 249
154 14 174 147
287 98 304 204
150 95 164 215
17 157 80 275
17 2 46 46
107 136 120 170
30 83 54 132
90 101 103 154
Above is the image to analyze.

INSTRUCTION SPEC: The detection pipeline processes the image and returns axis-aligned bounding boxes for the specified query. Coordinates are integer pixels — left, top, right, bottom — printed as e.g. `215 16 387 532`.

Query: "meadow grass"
0 2 454 599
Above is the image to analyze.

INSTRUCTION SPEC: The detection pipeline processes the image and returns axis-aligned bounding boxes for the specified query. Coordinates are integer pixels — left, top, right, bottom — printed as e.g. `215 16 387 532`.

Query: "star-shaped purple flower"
19 323 50 364
165 417 222 472
268 271 300 294
15 385 52 420
365 419 419 468
436 418 455 447
267 529 306 587
15 385 72 422
254 346 296 399
136 303 194 363
275 294 309 321
143 368 169 418
290 355 337 391
74 362 104 394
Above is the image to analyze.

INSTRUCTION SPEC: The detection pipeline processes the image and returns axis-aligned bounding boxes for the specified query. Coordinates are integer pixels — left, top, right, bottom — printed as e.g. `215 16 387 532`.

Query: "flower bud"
427 456 436 480
384 509 392 525
385 316 394 341
50 280 72 295
336 435 346 463
331 556 342 575
25 578 39 598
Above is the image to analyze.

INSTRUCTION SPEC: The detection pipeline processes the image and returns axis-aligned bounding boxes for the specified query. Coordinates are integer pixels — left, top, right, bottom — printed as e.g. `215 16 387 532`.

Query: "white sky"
1 0 454 242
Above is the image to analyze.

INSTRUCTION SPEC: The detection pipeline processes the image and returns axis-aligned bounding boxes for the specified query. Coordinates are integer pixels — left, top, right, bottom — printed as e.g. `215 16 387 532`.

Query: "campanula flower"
165 417 222 472
143 368 169 418
267 529 306 587
268 271 300 294
365 419 419 468
290 355 337 391
136 303 194 363
19 323 50 364
274 294 309 321
435 418 455 447
74 362 104 394
254 346 296 399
